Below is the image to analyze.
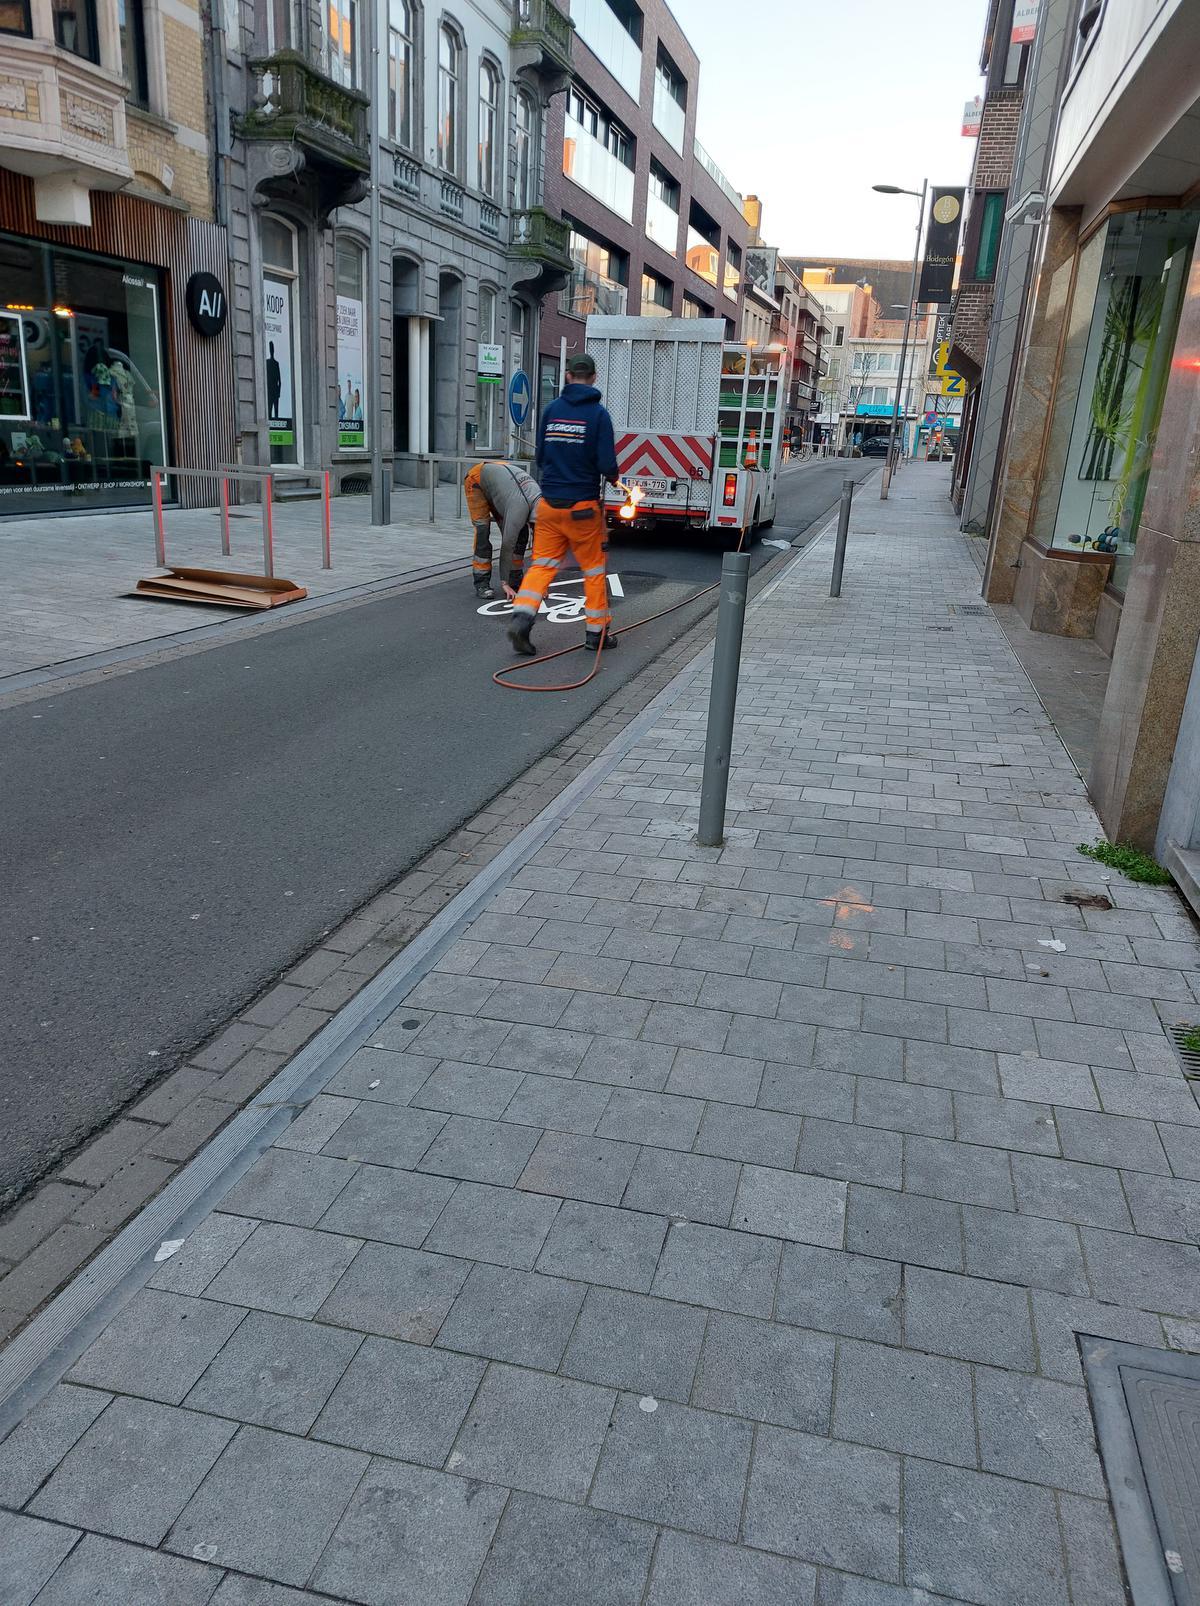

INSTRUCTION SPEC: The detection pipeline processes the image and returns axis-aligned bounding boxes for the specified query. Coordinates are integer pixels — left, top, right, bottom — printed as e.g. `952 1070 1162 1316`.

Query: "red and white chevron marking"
615 432 715 482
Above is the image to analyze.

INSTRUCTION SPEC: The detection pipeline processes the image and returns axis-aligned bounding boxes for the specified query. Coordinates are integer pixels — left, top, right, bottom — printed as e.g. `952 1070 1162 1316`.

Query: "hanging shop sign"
478 342 504 384
1012 0 1038 44
262 276 295 449
185 273 228 338
918 189 965 303
962 97 983 137
336 294 366 449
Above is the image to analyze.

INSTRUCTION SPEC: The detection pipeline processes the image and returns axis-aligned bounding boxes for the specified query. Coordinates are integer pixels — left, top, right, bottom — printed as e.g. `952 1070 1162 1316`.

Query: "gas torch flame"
618 482 644 521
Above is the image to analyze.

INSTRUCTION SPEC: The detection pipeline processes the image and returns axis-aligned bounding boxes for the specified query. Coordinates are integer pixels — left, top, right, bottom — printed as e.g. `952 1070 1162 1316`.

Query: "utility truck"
584 315 785 537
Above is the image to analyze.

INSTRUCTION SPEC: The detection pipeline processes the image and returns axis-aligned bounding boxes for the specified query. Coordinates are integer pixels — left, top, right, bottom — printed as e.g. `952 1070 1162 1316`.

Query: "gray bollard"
698 550 751 848
830 478 855 598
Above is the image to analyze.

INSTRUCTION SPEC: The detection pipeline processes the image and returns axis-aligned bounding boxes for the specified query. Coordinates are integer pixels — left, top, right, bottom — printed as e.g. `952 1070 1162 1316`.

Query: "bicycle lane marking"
477 573 625 623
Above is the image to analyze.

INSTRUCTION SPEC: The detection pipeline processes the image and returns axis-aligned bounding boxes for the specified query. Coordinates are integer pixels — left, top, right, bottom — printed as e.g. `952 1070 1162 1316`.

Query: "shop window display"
0 235 169 512
1048 207 1198 593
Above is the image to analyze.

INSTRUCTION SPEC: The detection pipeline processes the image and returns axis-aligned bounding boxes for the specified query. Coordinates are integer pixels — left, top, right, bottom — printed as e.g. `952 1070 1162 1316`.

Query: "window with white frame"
513 89 537 209
437 21 461 175
388 0 414 147
478 59 501 198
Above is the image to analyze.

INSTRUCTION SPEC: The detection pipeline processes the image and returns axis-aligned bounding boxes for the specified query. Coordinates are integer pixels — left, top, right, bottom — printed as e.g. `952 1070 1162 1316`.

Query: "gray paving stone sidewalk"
0 485 467 680
4 462 1200 1604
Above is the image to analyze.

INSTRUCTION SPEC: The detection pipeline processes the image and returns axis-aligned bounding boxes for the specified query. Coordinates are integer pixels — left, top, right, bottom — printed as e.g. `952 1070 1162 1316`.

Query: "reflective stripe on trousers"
511 499 610 625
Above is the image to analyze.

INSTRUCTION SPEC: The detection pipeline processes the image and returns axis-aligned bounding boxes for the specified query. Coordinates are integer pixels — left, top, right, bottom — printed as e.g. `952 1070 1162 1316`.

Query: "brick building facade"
948 0 1028 508
536 0 748 413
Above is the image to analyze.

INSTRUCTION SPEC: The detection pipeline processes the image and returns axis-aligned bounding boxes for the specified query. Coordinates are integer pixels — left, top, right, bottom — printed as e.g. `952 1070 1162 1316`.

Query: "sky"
676 0 990 259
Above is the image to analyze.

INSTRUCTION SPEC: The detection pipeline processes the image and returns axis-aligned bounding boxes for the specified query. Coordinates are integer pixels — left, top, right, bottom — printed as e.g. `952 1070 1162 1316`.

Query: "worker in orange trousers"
508 353 621 657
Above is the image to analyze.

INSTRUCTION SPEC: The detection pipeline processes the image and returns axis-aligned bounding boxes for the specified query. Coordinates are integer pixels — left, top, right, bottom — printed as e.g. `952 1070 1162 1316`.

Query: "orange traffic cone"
743 429 759 470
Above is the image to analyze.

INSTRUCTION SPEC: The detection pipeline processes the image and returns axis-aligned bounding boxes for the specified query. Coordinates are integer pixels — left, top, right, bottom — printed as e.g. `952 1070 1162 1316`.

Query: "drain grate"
1168 1025 1200 1080
951 603 991 616
1084 1338 1200 1605
926 625 954 632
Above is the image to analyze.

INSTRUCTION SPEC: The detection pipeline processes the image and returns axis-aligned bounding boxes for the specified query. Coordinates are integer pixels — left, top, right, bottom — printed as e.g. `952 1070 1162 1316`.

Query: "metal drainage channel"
1082 1337 1200 1606
0 515 837 1439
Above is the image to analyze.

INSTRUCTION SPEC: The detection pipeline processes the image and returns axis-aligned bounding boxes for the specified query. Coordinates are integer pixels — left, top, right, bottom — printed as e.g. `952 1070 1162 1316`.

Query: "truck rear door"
604 431 716 522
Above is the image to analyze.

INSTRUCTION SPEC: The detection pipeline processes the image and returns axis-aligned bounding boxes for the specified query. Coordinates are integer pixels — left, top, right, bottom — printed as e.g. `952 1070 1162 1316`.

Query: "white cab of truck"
584 315 785 538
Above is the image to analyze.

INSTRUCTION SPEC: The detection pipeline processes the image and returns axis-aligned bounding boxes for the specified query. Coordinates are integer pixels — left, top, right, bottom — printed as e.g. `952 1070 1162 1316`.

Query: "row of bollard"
698 477 856 847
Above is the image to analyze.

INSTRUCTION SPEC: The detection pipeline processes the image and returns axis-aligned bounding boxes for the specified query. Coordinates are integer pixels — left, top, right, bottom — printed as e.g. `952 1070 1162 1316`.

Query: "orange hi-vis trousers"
511 498 610 630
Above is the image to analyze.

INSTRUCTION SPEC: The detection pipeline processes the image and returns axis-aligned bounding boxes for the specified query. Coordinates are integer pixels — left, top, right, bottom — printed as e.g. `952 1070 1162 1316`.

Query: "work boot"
585 628 618 651
474 578 494 600
507 616 536 656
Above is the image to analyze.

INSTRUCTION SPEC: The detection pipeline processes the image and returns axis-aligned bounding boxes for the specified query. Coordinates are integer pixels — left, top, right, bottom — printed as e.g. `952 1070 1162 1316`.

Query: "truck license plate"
633 478 671 495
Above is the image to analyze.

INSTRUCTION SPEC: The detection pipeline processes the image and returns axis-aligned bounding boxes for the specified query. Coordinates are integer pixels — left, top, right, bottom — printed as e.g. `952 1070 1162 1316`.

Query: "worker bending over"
508 354 620 657
463 460 541 600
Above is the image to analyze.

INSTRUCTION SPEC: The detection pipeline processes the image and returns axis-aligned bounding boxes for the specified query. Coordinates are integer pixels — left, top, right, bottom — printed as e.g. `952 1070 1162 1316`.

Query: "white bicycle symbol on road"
477 573 625 623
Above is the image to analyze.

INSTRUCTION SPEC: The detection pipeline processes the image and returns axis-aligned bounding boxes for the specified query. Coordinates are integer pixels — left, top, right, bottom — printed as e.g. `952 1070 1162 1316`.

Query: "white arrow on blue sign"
508 369 532 428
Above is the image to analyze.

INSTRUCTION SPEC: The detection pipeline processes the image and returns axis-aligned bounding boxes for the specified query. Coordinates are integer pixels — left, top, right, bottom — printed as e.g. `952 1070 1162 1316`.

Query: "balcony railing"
440 177 465 218
563 114 634 222
571 0 640 97
393 153 421 195
693 139 740 207
512 0 573 75
511 206 572 272
244 50 368 171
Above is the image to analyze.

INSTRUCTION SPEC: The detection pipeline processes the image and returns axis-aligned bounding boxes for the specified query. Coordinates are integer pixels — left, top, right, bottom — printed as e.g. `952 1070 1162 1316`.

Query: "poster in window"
262 275 295 446
477 341 504 383
336 294 366 448
0 312 30 420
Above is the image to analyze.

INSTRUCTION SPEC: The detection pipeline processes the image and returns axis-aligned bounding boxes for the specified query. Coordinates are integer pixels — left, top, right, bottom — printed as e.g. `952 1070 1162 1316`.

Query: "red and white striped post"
152 470 166 567
262 475 275 578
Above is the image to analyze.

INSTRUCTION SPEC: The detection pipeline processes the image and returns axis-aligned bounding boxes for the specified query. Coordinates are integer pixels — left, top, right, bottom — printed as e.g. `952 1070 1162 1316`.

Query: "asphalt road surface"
0 458 877 1201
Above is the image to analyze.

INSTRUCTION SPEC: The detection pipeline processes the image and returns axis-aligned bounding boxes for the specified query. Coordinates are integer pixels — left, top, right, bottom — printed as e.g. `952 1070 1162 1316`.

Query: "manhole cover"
951 603 990 616
1062 891 1114 911
1168 1025 1200 1080
1083 1338 1200 1604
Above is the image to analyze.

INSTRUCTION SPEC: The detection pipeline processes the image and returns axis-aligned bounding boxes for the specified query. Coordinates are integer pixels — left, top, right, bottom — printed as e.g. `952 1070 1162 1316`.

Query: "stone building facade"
974 0 1200 883
214 0 573 490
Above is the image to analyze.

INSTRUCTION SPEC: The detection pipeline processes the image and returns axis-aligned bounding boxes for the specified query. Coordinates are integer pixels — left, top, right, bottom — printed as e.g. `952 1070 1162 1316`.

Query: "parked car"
861 437 890 458
927 441 955 461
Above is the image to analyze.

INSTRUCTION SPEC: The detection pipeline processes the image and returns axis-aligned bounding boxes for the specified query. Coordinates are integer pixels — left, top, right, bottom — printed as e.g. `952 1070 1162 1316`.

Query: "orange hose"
492 525 749 693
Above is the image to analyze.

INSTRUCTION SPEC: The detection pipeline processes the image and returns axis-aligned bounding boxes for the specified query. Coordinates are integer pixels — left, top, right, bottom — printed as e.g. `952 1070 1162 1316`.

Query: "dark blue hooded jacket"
536 382 620 506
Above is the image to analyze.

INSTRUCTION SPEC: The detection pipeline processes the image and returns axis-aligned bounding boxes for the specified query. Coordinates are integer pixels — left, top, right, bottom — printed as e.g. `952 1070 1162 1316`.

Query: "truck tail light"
722 472 738 507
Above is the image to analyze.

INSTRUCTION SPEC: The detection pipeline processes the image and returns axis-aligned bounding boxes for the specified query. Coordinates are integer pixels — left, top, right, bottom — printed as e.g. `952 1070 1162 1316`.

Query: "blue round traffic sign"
509 369 532 428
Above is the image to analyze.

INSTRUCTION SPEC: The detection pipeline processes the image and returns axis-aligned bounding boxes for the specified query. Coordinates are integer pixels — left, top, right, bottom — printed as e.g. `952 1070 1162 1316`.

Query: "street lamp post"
872 180 928 499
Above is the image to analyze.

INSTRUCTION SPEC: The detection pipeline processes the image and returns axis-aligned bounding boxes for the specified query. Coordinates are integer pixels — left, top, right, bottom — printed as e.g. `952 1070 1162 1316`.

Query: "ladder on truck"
712 344 785 532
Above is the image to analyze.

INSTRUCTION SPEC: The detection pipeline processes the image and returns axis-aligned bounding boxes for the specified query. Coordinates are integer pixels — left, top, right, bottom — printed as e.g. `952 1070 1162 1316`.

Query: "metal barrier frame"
393 447 536 524
149 465 333 578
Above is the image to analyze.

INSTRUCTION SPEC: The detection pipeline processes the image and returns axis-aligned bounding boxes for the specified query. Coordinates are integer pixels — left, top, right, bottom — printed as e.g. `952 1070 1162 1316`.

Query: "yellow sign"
942 371 966 396
934 342 951 377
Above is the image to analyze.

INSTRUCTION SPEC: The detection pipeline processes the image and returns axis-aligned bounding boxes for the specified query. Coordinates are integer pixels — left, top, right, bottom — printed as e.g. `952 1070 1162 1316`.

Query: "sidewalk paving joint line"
0 529 833 1438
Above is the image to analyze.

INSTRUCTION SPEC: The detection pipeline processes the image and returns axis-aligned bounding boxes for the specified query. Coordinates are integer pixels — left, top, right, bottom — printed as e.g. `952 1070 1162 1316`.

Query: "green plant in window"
1076 839 1172 885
